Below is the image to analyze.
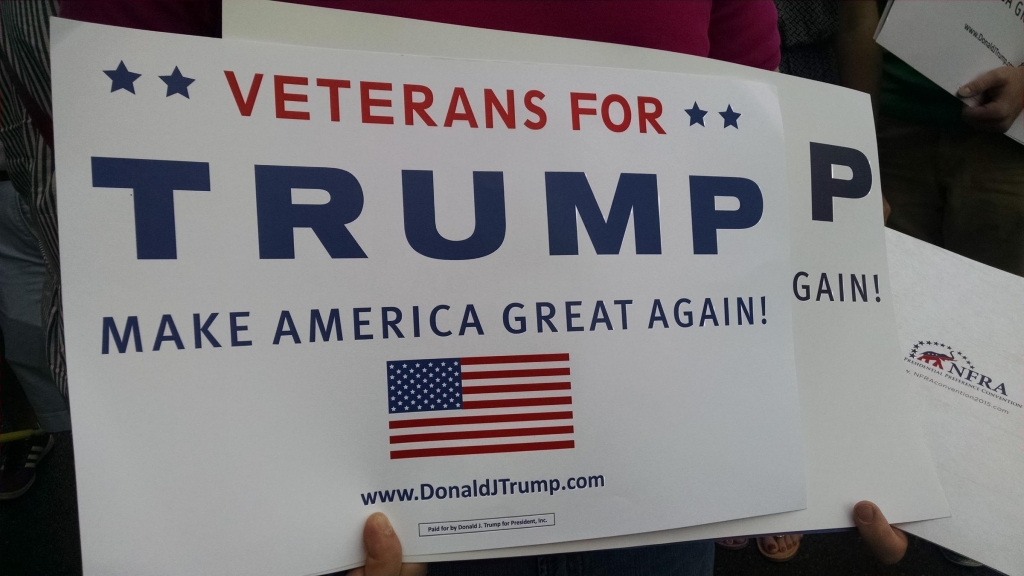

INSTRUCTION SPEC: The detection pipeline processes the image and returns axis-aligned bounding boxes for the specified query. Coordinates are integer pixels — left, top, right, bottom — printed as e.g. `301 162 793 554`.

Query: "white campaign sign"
223 1 951 566
53 19 806 576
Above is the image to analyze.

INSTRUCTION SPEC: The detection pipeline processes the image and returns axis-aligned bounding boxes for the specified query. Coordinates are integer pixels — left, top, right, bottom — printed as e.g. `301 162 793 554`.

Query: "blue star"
684 102 707 126
104 61 141 94
159 66 195 98
720 105 741 129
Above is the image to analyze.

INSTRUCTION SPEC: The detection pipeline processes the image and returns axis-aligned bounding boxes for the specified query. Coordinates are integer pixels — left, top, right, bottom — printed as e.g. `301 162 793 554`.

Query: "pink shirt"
59 1 780 71
294 0 781 71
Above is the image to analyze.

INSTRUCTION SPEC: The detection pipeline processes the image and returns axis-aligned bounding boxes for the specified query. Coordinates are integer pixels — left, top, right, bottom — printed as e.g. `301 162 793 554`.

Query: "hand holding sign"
958 65 1024 133
54 18 808 572
347 513 427 576
853 501 909 566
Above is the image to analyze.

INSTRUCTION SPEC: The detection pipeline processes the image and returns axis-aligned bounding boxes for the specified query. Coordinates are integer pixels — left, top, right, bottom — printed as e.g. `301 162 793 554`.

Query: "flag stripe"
461 367 570 380
390 440 575 459
390 425 574 444
462 381 571 394
463 397 572 410
388 410 573 429
460 353 570 365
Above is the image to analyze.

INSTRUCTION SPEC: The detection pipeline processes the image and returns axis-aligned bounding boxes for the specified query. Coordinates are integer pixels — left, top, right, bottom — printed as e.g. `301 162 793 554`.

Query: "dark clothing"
430 541 716 576
879 115 1024 276
291 0 782 71
775 0 840 84
58 0 220 37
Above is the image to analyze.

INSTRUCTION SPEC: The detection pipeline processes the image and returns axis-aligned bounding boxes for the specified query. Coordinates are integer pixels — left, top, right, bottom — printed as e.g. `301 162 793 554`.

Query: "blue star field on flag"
387 359 463 413
103 61 141 94
159 66 195 98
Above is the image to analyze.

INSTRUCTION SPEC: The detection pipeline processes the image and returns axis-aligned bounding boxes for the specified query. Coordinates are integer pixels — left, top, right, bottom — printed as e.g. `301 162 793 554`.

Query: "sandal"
757 534 801 562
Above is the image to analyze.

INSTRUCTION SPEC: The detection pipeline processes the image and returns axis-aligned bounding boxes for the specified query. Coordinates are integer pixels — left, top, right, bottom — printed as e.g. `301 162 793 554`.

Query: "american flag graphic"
386 353 575 459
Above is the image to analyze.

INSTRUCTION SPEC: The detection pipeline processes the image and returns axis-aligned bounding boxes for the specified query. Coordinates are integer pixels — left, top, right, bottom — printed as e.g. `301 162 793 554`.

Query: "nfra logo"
910 341 1008 397
916 351 954 369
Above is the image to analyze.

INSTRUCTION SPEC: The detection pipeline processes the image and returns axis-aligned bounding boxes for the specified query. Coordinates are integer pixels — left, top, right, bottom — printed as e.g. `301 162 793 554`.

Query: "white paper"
222 0 949 565
875 0 1024 145
887 229 1024 576
52 18 817 576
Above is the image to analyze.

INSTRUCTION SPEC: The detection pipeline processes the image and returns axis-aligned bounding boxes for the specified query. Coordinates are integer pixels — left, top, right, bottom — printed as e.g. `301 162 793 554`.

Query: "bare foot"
758 533 802 561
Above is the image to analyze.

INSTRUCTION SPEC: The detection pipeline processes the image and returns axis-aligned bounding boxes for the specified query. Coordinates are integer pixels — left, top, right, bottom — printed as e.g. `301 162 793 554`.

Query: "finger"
962 112 1015 133
854 501 908 565
400 561 429 576
362 512 404 576
971 120 1015 133
962 101 1012 123
962 102 1018 132
882 195 891 224
959 67 1010 99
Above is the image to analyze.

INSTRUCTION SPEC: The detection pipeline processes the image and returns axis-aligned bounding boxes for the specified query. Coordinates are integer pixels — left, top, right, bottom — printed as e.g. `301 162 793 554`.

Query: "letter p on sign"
809 142 872 222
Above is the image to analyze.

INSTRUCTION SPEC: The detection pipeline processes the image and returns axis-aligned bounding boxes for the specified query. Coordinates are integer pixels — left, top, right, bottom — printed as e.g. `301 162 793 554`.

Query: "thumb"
959 68 1006 99
353 512 404 576
854 501 908 565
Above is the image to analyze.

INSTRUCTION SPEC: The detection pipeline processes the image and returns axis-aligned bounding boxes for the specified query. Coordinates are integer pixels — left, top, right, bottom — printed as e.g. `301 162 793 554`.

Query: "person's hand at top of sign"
853 500 908 565
958 65 1024 133
347 513 427 576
